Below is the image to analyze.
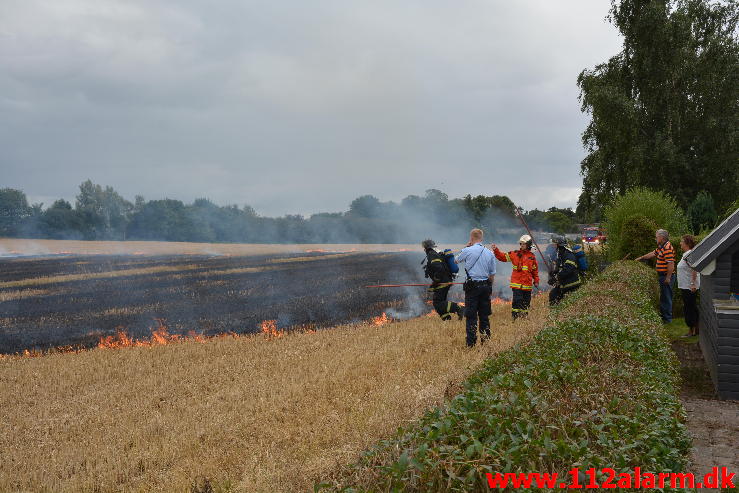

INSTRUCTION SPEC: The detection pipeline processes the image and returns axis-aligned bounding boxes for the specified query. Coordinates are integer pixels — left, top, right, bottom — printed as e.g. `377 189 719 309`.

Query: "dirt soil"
671 340 739 486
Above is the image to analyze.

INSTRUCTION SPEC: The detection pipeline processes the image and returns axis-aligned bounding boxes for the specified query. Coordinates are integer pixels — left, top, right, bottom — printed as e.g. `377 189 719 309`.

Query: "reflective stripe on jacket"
554 246 581 289
493 247 539 290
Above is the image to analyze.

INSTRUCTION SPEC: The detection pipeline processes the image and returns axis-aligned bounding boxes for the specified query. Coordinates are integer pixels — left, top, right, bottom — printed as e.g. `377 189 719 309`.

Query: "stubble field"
0 251 427 354
0 240 531 492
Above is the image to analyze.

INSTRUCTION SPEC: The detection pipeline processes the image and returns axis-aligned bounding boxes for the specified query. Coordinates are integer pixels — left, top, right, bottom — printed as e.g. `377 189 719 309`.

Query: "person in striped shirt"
636 229 676 323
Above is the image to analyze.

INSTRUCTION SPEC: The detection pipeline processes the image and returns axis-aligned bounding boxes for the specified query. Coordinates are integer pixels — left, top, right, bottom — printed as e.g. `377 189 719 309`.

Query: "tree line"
0 183 583 244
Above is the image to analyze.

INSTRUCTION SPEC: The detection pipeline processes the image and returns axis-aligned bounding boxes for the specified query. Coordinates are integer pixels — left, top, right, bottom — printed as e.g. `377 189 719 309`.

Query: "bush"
584 244 609 277
604 188 688 262
321 262 690 492
619 215 658 264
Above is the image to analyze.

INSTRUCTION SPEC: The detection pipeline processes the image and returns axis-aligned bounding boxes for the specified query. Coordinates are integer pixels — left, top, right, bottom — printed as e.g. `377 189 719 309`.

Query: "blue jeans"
658 273 674 323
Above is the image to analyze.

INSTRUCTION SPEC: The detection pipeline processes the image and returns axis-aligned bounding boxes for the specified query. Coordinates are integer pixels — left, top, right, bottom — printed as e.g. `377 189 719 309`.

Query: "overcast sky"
0 1 622 216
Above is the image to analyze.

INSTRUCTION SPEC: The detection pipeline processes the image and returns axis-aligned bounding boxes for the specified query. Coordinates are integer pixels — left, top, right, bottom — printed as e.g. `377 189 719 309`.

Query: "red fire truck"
582 226 607 244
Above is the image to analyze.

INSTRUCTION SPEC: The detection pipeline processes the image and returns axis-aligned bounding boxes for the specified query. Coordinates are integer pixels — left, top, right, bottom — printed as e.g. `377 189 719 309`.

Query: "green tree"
687 191 718 233
348 195 382 218
75 180 132 239
462 194 516 222
126 199 194 241
577 0 739 218
0 188 31 236
39 199 84 239
547 212 576 234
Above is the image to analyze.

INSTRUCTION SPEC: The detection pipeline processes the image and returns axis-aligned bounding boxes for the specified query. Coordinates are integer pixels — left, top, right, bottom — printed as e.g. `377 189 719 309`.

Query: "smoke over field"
0 238 428 257
0 245 517 355
0 252 402 353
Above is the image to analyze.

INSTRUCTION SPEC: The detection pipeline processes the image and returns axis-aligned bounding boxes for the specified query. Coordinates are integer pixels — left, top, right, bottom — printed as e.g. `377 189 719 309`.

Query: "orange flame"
370 312 391 326
260 319 284 339
97 319 186 349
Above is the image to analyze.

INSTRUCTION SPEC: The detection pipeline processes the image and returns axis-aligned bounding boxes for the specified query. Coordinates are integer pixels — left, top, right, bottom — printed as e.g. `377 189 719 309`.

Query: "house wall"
699 275 720 393
712 245 735 300
700 242 739 400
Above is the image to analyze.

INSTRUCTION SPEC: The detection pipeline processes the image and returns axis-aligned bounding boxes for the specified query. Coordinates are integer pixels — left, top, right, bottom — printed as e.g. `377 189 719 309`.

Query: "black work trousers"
549 284 579 306
680 289 699 332
464 280 492 347
432 285 460 321
511 289 532 319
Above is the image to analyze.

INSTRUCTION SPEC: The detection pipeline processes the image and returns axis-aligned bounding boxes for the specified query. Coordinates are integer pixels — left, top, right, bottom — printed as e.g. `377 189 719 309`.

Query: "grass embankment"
0 296 548 492
322 262 691 491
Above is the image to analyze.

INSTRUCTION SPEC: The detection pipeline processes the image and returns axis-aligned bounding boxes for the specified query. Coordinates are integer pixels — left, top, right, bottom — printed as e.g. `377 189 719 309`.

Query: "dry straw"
0 296 549 493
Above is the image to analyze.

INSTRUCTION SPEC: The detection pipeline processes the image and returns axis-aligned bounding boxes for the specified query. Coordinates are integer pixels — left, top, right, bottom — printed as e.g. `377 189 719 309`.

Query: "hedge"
320 262 690 492
604 188 689 262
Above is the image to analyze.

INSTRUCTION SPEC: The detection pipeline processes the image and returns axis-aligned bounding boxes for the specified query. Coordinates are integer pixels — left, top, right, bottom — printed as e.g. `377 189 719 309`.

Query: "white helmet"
519 235 533 248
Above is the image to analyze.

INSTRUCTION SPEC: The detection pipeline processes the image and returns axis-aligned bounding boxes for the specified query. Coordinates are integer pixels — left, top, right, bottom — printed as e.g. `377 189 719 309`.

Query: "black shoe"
456 306 464 320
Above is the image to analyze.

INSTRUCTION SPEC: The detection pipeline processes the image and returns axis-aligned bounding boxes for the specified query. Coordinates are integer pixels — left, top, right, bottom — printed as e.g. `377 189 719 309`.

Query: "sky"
0 0 623 217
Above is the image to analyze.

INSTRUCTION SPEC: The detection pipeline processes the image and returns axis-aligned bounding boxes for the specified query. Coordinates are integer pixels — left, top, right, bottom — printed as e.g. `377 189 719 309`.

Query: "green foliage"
604 188 688 262
39 199 84 239
126 199 195 242
75 180 133 240
321 262 691 491
525 207 579 234
0 188 32 236
461 193 516 221
619 215 658 262
577 0 739 219
687 191 718 234
585 245 610 277
0 183 538 243
719 199 739 223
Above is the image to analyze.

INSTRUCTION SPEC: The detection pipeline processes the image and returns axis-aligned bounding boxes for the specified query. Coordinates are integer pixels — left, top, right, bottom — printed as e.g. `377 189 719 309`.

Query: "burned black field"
0 251 447 354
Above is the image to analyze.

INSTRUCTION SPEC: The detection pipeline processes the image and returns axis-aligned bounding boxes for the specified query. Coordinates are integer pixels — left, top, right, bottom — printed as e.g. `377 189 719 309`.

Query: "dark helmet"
421 238 436 250
551 235 567 246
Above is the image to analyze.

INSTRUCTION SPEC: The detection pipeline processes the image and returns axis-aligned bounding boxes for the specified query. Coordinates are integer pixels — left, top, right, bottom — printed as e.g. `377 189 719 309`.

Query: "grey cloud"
1 0 621 215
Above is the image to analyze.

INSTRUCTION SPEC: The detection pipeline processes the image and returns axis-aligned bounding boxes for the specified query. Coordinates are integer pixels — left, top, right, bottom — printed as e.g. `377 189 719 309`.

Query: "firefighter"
422 239 463 321
548 235 582 305
491 235 539 319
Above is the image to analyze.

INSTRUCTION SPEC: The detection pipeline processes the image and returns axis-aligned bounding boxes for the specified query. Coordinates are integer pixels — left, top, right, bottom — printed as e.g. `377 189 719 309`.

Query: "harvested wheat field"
0 295 549 493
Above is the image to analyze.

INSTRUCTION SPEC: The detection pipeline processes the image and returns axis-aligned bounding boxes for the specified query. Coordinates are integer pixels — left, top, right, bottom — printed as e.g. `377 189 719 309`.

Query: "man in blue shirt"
456 228 497 347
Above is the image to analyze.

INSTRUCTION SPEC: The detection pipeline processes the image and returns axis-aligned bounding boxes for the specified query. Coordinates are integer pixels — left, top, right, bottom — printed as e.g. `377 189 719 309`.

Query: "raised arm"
635 251 656 261
490 244 509 262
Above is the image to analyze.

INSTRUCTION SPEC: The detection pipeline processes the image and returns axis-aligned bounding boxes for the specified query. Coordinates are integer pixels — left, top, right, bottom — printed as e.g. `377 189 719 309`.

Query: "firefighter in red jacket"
491 235 539 319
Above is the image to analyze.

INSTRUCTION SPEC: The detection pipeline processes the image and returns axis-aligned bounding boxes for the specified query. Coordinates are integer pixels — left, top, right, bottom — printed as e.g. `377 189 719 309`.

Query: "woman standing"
677 234 700 336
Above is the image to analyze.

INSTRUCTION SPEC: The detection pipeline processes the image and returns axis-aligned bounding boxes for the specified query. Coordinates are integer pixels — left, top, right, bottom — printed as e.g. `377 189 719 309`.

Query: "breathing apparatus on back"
421 239 458 282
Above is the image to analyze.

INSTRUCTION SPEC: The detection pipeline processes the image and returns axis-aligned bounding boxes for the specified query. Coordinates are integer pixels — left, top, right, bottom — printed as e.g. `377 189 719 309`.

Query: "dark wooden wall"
699 242 739 400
